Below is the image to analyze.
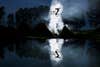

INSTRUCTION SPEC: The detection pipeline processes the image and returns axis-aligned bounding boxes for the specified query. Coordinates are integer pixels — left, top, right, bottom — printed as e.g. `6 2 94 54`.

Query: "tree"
0 6 5 24
7 14 14 27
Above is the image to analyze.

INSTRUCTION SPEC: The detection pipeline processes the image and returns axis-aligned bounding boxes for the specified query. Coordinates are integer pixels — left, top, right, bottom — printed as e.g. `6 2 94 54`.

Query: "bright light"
48 39 64 63
47 0 69 64
48 0 64 35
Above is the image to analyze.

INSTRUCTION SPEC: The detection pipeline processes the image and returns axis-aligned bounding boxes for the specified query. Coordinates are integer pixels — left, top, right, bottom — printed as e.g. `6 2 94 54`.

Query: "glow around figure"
48 39 64 63
48 0 64 35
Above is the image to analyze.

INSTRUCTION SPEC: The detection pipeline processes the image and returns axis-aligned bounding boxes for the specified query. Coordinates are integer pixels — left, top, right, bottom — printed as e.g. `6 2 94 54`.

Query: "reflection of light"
65 39 69 42
48 39 64 63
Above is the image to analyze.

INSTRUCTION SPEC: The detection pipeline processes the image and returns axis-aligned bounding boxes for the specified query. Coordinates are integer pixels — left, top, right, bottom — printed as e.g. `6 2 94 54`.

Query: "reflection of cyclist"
55 8 60 15
55 50 59 58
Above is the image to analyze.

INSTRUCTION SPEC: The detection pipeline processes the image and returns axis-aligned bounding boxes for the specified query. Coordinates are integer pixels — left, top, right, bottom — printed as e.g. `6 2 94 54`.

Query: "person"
55 8 60 15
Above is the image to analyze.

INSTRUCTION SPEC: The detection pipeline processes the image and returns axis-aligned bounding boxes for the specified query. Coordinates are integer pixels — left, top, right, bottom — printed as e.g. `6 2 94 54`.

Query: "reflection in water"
48 39 64 64
62 40 90 67
0 39 100 67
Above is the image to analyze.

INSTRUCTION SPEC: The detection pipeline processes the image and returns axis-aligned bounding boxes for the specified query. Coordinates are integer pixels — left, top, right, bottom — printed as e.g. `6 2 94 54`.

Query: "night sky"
0 0 99 18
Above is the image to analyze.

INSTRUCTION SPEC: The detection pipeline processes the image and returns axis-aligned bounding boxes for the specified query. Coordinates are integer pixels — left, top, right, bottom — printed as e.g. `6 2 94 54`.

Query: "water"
0 39 99 67
48 39 64 64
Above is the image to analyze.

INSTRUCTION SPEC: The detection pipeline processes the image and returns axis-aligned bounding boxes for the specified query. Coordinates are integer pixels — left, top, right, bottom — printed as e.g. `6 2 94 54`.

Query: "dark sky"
0 0 51 14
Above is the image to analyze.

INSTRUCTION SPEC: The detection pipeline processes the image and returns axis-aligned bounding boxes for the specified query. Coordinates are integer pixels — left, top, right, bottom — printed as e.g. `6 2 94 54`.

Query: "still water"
0 39 100 67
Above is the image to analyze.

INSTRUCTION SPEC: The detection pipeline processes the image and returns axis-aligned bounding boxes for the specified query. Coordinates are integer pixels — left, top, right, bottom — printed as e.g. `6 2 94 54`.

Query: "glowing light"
48 0 64 35
47 0 69 64
48 39 64 63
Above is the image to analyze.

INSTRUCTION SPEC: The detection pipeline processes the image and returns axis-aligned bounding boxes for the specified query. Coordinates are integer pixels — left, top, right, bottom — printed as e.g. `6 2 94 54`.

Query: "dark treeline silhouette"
0 5 50 60
0 5 100 60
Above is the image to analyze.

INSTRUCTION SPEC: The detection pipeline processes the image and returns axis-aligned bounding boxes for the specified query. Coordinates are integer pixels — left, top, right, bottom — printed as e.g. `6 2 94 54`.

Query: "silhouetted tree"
0 6 5 24
7 13 14 27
